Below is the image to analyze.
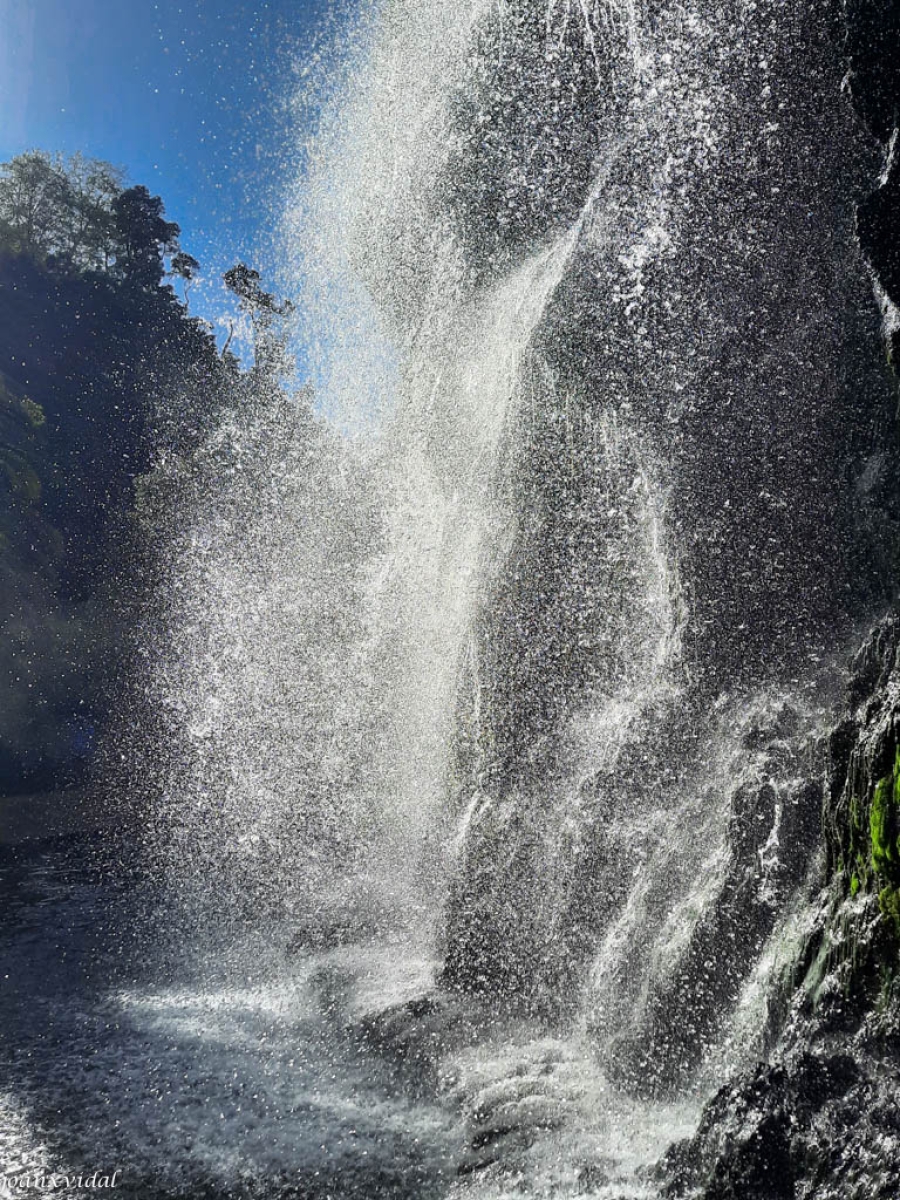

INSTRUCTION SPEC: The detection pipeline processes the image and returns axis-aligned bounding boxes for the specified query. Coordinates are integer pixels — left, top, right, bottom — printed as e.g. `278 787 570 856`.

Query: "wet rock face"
442 3 900 1145
857 156 900 307
659 618 900 1198
845 0 900 144
442 0 896 1019
849 0 900 367
443 0 610 279
658 1052 900 1200
442 689 827 1081
826 615 900 967
612 764 824 1099
661 1050 900 1200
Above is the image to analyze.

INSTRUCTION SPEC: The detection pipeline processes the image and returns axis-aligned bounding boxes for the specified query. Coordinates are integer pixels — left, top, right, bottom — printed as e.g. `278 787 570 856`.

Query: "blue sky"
0 0 351 345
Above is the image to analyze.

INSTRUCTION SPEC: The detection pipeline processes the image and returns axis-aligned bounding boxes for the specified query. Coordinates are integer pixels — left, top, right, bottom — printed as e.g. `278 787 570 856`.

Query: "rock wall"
661 617 900 1198
657 4 900 1193
441 0 900 1041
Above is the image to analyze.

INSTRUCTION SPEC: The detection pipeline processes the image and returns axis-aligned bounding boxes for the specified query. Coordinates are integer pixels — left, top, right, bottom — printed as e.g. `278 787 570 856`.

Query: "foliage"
21 396 45 427
0 149 297 793
111 184 181 288
171 250 200 309
224 261 295 382
0 151 207 295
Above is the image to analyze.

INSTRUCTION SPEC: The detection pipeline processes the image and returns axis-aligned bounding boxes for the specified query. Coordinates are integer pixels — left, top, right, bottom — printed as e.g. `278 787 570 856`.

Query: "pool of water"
0 835 698 1199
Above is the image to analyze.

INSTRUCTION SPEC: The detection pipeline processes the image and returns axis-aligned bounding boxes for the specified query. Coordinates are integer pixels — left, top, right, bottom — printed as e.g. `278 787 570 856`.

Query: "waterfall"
285 0 681 917
158 0 871 986
131 0 896 1189
353 231 586 894
285 0 886 1069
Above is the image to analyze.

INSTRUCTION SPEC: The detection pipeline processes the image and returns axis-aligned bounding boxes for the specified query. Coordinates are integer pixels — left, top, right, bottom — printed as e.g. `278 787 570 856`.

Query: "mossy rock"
20 395 45 427
878 886 900 940
871 756 900 939
870 754 900 884
843 742 900 946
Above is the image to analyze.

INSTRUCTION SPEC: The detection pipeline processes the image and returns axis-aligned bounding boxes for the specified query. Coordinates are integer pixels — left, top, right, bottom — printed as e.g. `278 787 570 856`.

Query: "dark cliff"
661 619 900 1200
441 0 900 1043
0 246 224 798
655 2 900 1194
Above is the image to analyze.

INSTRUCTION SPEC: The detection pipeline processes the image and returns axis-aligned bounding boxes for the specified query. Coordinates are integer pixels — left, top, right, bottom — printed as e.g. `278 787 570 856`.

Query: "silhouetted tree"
0 151 72 256
112 185 181 289
0 149 284 793
224 262 294 381
223 263 280 313
0 152 191 286
171 251 200 310
61 154 123 270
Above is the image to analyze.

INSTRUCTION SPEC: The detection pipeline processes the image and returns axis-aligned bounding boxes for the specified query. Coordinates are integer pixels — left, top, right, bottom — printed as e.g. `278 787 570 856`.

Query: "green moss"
20 396 45 427
856 747 900 946
870 751 900 885
879 886 900 940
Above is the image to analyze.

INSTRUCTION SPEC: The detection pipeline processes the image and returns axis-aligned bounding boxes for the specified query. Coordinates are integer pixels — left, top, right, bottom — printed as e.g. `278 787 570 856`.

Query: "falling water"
1 0 889 1196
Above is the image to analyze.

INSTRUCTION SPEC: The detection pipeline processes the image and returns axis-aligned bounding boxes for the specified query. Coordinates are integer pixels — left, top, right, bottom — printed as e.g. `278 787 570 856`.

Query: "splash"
137 0 892 1188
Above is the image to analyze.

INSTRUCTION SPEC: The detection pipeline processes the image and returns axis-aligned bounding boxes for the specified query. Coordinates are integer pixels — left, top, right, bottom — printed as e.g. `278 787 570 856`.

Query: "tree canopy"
0 151 184 288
